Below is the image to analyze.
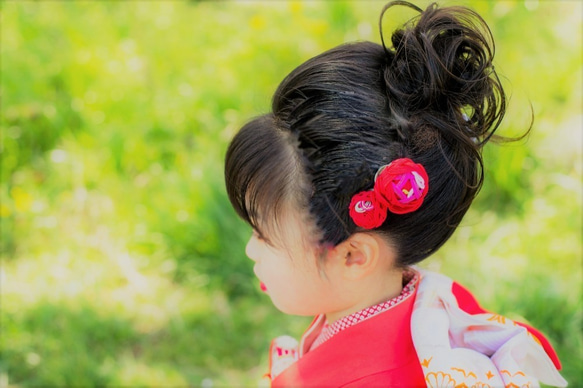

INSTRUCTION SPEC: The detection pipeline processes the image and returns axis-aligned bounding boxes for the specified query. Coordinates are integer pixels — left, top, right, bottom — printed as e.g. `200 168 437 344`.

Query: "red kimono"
268 270 566 387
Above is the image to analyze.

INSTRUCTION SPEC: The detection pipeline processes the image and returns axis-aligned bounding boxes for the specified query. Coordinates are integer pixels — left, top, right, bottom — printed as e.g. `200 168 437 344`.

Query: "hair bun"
380 1 505 146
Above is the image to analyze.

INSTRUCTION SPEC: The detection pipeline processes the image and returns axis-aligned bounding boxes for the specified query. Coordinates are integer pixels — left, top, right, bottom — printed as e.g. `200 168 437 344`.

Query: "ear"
327 233 382 280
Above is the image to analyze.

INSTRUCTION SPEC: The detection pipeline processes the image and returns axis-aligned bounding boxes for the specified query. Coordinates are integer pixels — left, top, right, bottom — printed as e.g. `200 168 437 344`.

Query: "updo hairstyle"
225 1 510 266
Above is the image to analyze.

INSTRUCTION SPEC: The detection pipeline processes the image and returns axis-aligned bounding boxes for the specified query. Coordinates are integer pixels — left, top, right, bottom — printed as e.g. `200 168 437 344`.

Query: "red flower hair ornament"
348 158 429 229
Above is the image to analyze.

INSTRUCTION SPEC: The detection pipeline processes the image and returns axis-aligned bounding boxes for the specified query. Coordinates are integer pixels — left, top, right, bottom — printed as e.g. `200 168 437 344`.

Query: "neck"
324 268 405 324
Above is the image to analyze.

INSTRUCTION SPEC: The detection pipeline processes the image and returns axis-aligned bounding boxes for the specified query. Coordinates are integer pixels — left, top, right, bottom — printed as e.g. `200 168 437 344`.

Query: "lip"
253 265 267 292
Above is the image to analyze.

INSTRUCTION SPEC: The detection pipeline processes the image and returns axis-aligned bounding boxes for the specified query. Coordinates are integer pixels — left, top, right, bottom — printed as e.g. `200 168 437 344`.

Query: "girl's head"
225 2 507 269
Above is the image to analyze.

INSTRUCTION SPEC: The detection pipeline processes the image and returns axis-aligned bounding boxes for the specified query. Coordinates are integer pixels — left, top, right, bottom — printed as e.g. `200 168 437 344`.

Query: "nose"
245 234 260 263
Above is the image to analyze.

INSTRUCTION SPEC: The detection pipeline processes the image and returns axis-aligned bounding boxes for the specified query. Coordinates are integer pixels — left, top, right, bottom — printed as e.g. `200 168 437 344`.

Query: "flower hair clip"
348 158 429 229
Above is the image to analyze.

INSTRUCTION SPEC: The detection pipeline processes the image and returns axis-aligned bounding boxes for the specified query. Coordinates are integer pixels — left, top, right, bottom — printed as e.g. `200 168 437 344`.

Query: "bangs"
224 114 304 245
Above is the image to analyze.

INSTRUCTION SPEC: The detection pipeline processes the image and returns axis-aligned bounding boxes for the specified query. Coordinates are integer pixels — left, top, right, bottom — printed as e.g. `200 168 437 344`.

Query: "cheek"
268 264 328 313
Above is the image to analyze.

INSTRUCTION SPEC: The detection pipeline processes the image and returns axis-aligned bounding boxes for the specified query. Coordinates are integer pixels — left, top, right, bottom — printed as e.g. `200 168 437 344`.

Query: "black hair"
225 1 518 266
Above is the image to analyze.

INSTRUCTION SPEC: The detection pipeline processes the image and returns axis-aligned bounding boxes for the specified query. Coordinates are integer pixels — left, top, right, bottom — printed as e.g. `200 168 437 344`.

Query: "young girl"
225 2 567 387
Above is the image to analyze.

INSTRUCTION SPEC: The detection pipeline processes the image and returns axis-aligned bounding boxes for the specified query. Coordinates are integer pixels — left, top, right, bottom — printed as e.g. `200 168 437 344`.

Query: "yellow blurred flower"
250 15 266 30
290 1 303 15
309 20 329 36
0 204 11 217
11 187 33 212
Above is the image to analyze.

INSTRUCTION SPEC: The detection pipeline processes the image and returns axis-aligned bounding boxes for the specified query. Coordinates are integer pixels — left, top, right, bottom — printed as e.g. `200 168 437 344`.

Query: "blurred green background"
1 0 581 386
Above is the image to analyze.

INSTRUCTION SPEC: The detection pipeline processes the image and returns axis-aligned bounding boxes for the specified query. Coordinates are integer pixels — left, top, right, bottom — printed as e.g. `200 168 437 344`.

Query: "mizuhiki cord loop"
349 158 429 229
349 190 387 230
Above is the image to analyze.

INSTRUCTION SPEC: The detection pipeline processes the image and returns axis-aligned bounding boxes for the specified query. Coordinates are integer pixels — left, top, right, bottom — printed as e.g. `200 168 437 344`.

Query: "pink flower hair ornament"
348 158 429 229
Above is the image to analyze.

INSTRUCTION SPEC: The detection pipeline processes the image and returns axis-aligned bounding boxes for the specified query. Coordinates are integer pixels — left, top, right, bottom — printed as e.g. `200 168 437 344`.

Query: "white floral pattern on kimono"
411 270 567 388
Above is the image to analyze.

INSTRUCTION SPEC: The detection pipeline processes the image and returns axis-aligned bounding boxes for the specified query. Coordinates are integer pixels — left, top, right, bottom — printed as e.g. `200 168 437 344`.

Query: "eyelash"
253 230 273 246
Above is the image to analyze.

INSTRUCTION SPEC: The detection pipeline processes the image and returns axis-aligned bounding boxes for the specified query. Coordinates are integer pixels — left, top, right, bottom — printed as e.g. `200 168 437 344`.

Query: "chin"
272 302 316 317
